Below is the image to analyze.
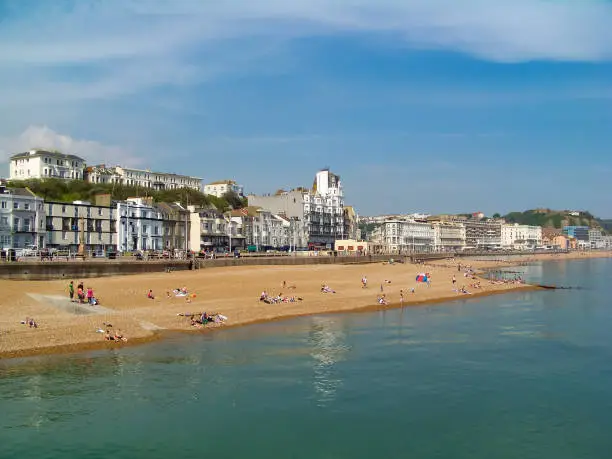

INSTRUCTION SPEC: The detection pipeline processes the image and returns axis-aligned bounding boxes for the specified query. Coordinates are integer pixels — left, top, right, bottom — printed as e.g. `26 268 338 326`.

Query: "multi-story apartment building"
464 220 503 249
432 222 466 252
155 202 190 252
116 198 164 252
10 150 86 181
232 206 291 250
588 228 604 249
248 169 345 249
188 205 235 252
370 220 435 253
44 197 117 253
203 180 244 198
0 185 45 249
501 224 542 249
563 226 590 241
85 165 202 191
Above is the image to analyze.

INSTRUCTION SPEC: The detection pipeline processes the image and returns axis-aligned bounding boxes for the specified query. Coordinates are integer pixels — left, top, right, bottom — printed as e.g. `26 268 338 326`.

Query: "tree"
222 191 245 210
492 213 501 219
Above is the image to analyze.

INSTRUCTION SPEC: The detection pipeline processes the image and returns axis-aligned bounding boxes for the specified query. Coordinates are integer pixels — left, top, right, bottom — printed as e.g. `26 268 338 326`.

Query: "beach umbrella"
415 273 428 283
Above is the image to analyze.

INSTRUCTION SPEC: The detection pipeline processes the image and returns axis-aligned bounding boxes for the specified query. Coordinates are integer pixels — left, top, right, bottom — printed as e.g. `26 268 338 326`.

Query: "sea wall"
0 250 570 280
0 255 393 280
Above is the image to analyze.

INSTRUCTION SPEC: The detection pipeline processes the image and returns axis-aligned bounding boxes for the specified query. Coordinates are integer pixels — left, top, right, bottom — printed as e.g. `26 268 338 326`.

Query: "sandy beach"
1 251 609 359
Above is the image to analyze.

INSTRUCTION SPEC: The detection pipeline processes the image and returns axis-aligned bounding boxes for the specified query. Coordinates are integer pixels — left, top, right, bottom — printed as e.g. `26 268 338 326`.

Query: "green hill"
502 209 601 229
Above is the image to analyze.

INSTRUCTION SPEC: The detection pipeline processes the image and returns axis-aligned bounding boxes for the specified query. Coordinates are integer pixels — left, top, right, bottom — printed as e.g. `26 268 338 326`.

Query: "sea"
2 258 612 459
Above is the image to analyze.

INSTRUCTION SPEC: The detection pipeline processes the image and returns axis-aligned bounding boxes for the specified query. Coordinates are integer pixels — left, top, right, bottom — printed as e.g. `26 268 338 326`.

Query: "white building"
248 169 345 249
432 222 466 252
588 229 604 249
86 165 201 191
10 150 86 181
116 198 164 252
0 185 46 249
204 180 244 198
370 220 435 253
501 224 542 249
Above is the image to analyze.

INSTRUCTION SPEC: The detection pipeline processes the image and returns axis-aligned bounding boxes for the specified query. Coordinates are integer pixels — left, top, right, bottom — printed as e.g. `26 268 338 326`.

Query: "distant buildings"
501 223 542 250
432 221 466 252
370 220 435 253
563 226 590 241
204 180 244 198
464 220 503 249
85 165 201 191
10 150 86 181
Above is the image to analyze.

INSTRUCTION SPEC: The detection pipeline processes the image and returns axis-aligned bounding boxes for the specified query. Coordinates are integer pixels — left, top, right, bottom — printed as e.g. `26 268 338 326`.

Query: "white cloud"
0 0 610 108
0 126 144 167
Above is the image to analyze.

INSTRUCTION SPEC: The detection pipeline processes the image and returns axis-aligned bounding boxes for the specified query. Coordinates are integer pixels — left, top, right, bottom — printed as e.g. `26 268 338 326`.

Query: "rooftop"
207 180 237 186
10 150 85 161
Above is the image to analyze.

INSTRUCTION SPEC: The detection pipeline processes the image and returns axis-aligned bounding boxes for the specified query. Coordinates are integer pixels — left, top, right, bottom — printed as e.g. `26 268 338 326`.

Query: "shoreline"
1 251 610 361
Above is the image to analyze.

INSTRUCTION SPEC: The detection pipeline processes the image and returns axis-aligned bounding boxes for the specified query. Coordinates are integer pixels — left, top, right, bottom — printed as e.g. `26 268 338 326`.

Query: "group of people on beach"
177 311 228 328
68 280 99 305
260 290 303 304
21 317 38 328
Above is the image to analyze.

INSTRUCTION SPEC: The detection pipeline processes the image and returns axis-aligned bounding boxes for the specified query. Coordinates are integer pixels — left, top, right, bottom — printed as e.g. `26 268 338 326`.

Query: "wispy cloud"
0 126 144 167
2 0 612 105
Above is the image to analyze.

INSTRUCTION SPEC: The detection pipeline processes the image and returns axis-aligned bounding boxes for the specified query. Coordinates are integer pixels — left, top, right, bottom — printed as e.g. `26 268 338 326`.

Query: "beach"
1 251 609 359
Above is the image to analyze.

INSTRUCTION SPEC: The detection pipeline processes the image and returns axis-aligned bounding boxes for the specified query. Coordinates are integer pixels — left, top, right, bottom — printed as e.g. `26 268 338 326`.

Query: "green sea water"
2 258 612 459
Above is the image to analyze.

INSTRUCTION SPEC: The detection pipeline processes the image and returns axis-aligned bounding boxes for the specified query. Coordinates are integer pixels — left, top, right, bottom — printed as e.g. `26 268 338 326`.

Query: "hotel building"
10 150 86 181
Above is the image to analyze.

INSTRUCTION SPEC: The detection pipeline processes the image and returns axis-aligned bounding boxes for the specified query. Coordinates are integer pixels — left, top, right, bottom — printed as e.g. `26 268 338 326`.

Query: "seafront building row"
0 170 359 254
365 216 609 254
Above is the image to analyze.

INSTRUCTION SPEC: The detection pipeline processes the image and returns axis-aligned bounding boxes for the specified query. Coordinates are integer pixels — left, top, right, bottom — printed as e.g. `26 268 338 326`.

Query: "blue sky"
1 0 612 216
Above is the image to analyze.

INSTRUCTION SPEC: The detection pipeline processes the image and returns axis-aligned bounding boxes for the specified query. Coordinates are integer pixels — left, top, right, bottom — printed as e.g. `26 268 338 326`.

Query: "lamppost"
225 217 233 253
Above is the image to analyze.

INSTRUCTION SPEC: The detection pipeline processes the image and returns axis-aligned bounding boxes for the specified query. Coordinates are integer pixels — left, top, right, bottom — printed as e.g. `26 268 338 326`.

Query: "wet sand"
1 251 609 359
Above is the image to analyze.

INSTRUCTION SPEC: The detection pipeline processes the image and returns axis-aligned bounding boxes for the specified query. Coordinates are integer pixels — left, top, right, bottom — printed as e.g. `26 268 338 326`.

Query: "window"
13 202 19 209
13 217 19 231
1 201 6 209
62 205 66 213
24 203 30 210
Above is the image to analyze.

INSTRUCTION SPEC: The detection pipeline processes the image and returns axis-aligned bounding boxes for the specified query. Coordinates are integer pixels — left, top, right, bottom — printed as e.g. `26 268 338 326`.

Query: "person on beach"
380 283 384 293
86 287 94 304
452 275 456 286
147 289 155 300
68 281 74 302
362 276 368 288
400 290 404 305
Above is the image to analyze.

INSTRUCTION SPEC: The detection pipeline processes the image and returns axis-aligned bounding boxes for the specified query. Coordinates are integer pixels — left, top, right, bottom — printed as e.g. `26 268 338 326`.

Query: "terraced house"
0 185 45 249
44 195 116 253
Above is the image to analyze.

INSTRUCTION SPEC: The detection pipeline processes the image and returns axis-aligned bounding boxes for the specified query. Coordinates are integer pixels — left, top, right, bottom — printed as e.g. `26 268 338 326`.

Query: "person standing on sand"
68 281 74 302
400 290 404 305
362 276 368 288
452 275 456 286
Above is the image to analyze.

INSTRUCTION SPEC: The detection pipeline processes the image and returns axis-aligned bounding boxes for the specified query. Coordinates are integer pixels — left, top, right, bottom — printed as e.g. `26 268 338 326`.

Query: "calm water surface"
2 259 612 458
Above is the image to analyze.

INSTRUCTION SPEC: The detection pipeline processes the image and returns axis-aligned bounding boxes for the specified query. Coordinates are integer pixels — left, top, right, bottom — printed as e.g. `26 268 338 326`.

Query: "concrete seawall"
0 255 394 280
0 250 570 280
